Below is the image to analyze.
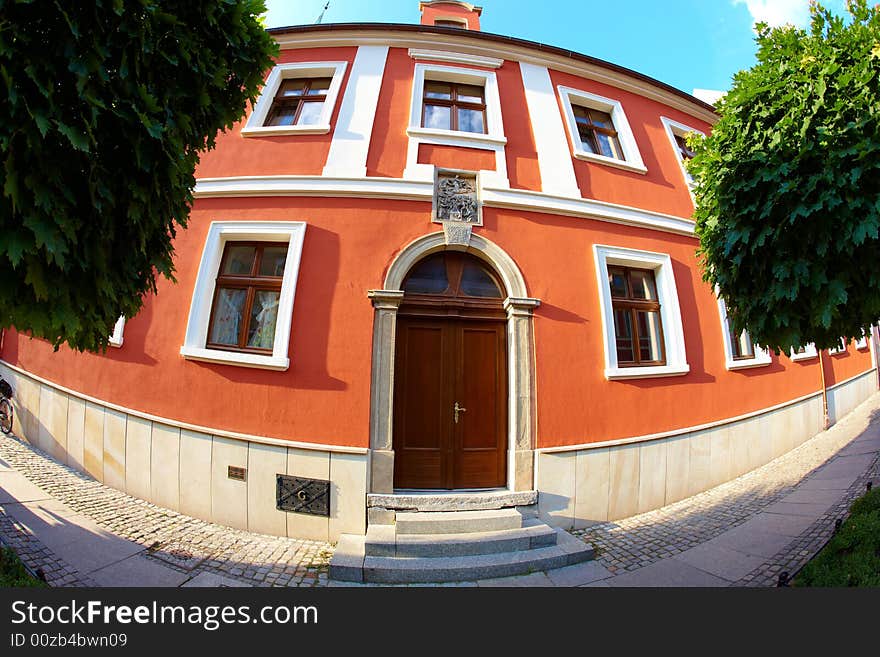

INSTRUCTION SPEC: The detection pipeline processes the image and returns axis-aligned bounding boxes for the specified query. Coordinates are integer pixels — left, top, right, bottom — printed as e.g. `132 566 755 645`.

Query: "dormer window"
434 18 467 29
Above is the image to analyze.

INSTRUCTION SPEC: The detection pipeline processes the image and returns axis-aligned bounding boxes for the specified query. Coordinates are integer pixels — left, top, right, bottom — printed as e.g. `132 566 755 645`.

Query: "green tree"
690 0 880 352
0 0 277 351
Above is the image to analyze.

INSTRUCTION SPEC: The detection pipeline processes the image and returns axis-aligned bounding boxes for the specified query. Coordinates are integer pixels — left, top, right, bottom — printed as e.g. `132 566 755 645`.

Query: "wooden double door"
393 316 508 489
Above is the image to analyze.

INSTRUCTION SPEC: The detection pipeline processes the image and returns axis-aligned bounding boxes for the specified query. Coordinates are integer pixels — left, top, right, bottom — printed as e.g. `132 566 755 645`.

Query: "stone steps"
329 506 595 584
395 508 532 535
361 531 594 584
366 518 557 558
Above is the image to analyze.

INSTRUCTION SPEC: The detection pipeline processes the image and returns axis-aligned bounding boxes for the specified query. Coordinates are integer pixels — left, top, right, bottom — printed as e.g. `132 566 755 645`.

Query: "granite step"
394 508 531 535
365 518 558 558
361 530 595 584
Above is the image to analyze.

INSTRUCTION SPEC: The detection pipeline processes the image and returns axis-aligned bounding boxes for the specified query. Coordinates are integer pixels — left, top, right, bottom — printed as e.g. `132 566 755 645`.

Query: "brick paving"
0 433 333 588
572 395 880 583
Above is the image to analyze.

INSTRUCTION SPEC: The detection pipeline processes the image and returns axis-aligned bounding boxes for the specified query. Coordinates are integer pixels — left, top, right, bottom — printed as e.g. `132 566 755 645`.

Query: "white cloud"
733 0 812 28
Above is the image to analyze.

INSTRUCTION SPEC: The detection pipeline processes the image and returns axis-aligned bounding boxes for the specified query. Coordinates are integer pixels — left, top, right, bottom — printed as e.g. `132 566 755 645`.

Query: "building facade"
2 2 877 545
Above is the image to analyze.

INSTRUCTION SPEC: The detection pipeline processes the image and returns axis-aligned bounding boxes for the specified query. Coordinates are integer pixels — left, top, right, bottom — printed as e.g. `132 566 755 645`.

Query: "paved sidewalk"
0 436 333 587
2 393 879 587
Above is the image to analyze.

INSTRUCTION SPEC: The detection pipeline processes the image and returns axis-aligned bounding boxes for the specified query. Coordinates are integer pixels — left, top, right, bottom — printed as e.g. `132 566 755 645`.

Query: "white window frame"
855 335 869 350
660 116 703 189
109 317 125 348
241 61 348 137
404 62 509 186
593 245 689 380
716 298 771 370
790 343 818 361
180 221 306 371
558 86 646 174
407 63 506 146
828 338 847 355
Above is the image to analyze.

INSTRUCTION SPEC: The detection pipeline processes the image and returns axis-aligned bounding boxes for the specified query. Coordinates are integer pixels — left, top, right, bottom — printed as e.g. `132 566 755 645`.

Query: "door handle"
454 401 467 424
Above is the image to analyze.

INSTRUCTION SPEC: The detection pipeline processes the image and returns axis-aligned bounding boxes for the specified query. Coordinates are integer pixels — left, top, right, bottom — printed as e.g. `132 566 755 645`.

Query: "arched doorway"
393 251 508 489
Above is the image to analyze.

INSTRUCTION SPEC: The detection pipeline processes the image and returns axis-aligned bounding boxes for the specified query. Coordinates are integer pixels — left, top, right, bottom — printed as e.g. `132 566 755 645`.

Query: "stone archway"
367 232 540 494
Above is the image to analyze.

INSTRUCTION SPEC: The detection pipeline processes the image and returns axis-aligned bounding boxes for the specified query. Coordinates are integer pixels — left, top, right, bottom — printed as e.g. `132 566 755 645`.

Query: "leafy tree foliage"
690 0 880 352
0 0 277 350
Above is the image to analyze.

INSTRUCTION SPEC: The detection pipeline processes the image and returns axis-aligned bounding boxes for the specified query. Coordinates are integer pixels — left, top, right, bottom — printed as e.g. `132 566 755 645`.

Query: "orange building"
2 2 877 579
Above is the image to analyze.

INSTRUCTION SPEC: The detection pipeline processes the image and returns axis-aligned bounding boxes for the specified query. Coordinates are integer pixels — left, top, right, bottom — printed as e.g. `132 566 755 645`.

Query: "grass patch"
795 487 880 587
0 546 46 588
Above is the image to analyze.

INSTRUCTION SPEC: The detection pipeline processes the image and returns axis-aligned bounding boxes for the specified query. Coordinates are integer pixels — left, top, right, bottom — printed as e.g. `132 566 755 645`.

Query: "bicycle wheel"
0 397 12 435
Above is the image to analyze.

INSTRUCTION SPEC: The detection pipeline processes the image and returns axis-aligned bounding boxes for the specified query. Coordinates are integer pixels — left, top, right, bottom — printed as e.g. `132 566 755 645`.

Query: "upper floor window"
573 107 623 160
790 343 818 361
593 245 689 380
422 81 486 134
265 77 332 127
661 117 704 189
109 317 125 348
241 62 347 137
559 86 646 174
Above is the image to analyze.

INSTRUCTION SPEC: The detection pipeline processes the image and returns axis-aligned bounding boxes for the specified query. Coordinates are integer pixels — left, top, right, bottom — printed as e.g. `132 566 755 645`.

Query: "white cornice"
271 30 717 125
408 48 503 68
194 175 696 237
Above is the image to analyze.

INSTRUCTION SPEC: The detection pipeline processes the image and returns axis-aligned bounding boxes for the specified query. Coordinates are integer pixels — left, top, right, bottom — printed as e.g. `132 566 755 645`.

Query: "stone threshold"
367 490 538 512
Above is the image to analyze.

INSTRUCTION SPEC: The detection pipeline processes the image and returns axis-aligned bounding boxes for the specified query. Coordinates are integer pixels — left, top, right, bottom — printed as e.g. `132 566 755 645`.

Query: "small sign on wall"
276 474 330 517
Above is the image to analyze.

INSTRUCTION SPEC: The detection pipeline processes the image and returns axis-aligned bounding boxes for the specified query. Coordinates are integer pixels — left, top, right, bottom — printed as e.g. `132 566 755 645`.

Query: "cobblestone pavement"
573 398 880 583
0 433 333 588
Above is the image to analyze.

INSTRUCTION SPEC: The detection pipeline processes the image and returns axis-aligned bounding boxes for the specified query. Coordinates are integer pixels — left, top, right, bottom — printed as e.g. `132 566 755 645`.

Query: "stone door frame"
367 231 540 494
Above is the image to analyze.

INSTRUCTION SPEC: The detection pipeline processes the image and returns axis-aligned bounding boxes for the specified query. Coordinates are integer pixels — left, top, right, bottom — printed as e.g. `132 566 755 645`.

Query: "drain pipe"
818 348 830 430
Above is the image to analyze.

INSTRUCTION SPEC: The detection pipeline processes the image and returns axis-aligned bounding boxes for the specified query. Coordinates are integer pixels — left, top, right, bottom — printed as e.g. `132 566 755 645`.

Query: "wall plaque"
432 170 482 226
276 474 331 516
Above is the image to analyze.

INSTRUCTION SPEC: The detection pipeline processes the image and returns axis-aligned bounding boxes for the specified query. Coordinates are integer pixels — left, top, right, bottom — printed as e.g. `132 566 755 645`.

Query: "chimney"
419 1 482 31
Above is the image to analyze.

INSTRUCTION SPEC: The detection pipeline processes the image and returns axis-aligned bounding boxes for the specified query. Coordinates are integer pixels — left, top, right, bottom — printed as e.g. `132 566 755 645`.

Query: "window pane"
637 311 663 362
247 290 281 350
596 132 623 160
456 107 484 133
629 269 657 301
578 128 598 154
614 309 635 363
222 245 256 275
731 329 755 359
588 110 614 129
456 85 484 104
259 246 288 277
608 268 628 298
266 104 297 126
404 254 449 294
295 100 324 125
306 78 331 95
424 104 451 130
279 79 307 97
424 82 452 100
209 288 247 346
460 261 501 298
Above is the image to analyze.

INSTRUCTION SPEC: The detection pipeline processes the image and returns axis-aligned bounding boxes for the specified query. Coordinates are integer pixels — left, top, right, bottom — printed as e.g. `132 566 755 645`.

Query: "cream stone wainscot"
0 361 367 542
536 368 878 528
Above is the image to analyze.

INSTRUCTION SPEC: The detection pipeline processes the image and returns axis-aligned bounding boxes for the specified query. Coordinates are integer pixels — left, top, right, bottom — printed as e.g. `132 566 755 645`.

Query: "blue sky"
264 0 848 98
